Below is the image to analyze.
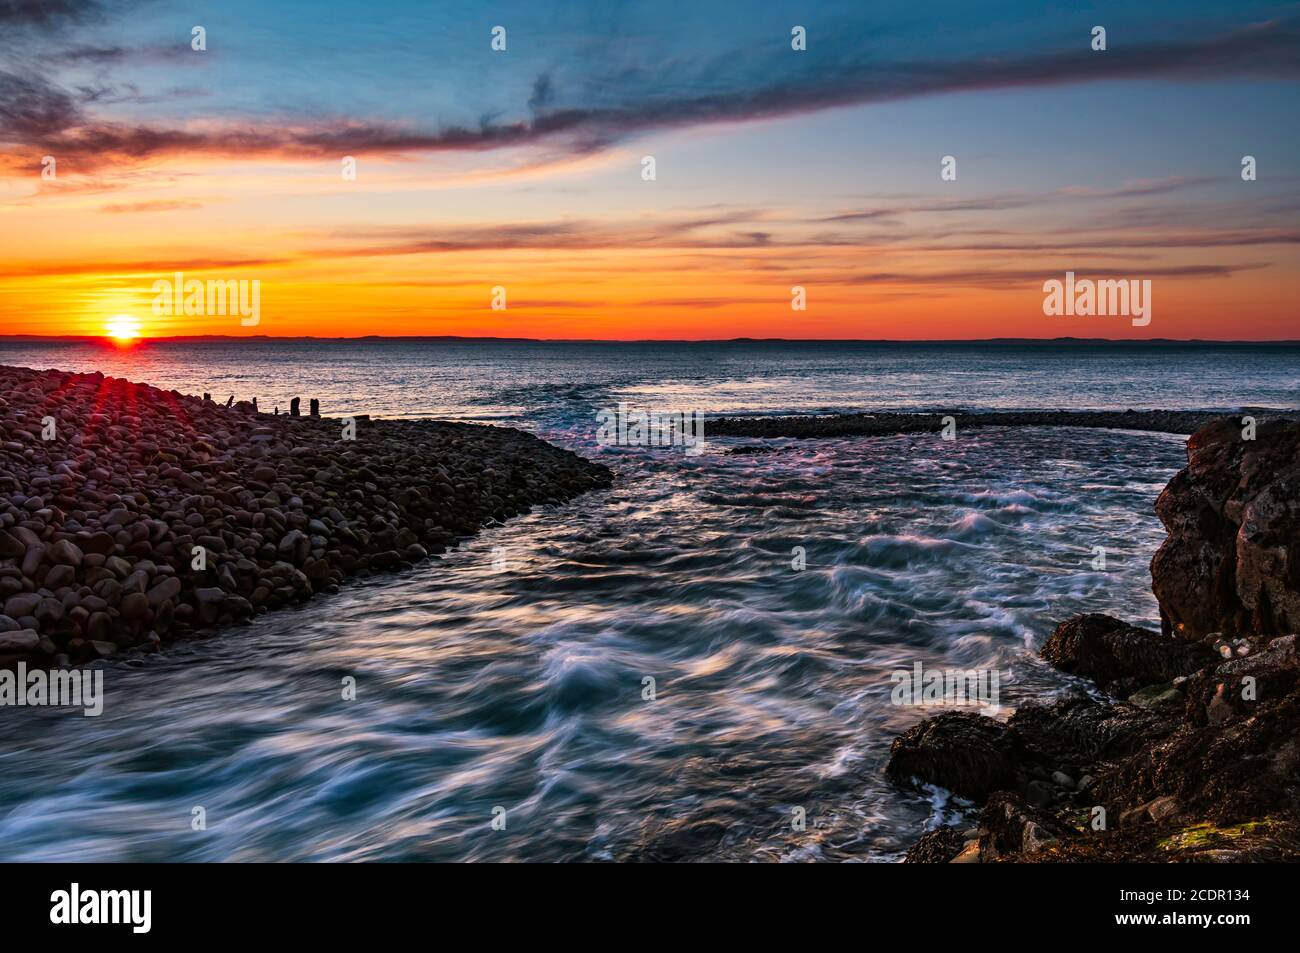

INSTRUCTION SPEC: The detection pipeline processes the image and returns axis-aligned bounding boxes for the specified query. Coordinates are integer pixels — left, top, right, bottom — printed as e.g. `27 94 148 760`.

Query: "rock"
44 564 76 589
193 586 226 623
87 611 112 639
146 576 182 608
1127 682 1184 711
1050 770 1075 788
0 529 24 558
20 544 44 577
35 597 63 624
1119 796 1182 827
1094 683 1300 829
120 591 150 621
3 592 41 619
886 711 1019 802
903 827 967 863
81 531 116 555
892 416 1300 862
977 793 1072 861
1151 417 1300 639
1024 780 1057 808
1006 696 1173 765
0 628 40 652
1041 613 1215 696
0 364 613 661
277 529 310 564
49 539 84 567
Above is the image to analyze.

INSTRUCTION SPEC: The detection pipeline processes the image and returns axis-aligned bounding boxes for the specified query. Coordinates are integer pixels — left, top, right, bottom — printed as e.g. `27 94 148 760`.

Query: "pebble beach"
0 365 612 667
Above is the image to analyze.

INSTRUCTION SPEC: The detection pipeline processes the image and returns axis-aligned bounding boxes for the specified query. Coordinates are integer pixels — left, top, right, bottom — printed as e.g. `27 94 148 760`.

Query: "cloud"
45 42 195 65
0 0 102 28
2 18 1297 175
831 263 1266 288
1055 177 1214 199
1 255 288 278
99 198 204 213
0 69 83 140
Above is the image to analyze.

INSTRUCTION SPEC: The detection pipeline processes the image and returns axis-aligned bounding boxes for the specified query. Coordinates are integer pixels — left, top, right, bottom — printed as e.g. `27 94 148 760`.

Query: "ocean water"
0 340 1296 861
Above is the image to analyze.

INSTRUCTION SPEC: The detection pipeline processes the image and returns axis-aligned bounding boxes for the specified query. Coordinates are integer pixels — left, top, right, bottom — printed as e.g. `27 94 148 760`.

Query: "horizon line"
3 335 1300 346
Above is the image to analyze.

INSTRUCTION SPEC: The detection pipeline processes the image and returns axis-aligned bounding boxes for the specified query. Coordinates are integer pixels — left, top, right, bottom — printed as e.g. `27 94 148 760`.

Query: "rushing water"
1 341 1297 861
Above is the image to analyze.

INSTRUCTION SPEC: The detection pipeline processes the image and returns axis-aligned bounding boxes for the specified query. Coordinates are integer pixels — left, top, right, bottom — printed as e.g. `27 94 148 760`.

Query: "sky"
0 0 1297 340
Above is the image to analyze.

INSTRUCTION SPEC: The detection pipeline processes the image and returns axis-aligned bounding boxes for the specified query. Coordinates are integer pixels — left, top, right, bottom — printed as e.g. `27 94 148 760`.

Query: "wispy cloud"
3 17 1297 175
99 198 205 213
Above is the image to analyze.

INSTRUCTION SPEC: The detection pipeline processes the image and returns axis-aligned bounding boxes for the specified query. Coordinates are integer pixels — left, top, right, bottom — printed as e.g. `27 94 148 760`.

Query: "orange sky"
2 4 1297 341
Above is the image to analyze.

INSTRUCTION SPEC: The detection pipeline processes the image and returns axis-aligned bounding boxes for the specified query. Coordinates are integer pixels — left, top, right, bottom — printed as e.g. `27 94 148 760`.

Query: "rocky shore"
888 415 1300 862
0 366 612 667
709 408 1261 440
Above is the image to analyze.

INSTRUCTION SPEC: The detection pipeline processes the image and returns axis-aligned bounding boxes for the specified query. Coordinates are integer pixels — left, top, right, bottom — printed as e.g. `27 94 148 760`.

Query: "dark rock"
146 576 182 608
1151 416 1300 639
1041 613 1215 696
1006 696 1174 766
49 539 84 567
4 592 41 619
0 628 39 653
977 793 1073 861
44 564 76 589
0 529 24 558
119 592 150 621
886 711 1019 801
903 826 967 864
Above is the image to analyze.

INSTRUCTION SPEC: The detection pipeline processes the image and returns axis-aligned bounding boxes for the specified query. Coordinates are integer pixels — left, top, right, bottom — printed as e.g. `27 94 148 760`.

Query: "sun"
105 315 142 344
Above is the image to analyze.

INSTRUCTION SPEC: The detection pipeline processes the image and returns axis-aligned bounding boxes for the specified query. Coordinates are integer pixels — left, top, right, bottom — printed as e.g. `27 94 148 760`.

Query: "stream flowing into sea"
1 341 1297 861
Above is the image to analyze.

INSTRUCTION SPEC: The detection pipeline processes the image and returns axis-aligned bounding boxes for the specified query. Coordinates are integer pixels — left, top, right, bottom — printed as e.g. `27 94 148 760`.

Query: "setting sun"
106 315 142 343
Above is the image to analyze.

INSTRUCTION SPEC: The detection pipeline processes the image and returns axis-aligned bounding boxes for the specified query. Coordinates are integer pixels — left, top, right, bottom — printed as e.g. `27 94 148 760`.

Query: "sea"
0 339 1296 861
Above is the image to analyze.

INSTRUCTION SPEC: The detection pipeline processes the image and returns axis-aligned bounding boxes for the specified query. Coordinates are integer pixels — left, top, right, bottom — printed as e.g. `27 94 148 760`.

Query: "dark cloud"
0 69 83 140
0 0 101 27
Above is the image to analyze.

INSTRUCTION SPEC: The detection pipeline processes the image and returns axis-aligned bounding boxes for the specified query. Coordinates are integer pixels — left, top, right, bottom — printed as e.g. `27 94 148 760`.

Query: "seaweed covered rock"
1093 699 1300 831
903 826 968 864
885 710 1019 801
977 792 1074 862
1006 696 1174 767
1040 613 1215 696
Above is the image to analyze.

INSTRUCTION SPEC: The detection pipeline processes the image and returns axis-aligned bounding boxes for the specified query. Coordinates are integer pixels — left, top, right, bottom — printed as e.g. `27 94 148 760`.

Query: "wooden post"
310 398 320 417
290 397 300 417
